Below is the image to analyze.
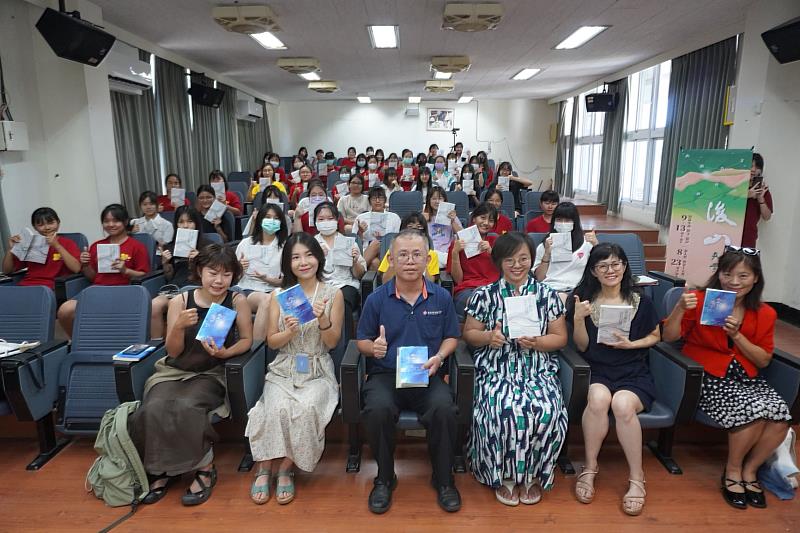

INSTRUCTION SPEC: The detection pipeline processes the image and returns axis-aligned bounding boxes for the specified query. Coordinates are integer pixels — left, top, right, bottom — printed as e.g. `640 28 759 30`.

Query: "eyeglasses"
594 261 626 273
395 251 427 264
724 245 760 256
501 257 532 268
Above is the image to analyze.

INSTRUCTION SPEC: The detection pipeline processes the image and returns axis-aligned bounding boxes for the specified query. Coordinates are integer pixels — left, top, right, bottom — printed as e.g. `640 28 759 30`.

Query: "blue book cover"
112 344 156 361
195 302 237 347
276 284 316 325
396 346 429 388
700 289 737 327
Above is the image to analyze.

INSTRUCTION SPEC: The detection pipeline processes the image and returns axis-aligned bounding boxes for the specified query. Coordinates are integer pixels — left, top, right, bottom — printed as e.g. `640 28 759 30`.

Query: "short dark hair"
191 243 242 285
101 204 130 225
208 170 228 190
491 231 535 272
325 151 335 159
551 201 584 251
31 207 59 227
471 202 498 225
391 228 430 252
348 173 364 186
251 202 289 247
164 173 181 186
401 211 428 233
540 190 559 204
281 233 326 288
752 152 764 172
312 201 339 227
316 149 324 155
138 191 158 206
367 186 386 201
305 178 326 197
702 248 765 311
197 184 216 197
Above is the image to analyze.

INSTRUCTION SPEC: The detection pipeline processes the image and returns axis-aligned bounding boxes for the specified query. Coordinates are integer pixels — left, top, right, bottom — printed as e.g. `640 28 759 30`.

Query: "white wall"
272 98 557 183
729 0 800 308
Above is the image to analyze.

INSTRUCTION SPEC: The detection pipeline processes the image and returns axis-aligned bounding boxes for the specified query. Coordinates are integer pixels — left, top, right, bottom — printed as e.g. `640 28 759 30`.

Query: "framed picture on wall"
427 108 454 131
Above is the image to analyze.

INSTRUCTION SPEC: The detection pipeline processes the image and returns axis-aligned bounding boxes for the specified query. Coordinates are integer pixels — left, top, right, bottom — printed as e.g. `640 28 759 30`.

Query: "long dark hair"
424 186 447 216
550 201 584 251
208 170 229 191
569 243 638 312
250 203 289 247
281 233 326 288
702 248 765 311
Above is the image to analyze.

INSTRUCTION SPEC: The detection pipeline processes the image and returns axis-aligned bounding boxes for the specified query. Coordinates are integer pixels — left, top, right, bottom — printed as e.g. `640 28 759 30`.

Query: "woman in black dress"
567 243 660 516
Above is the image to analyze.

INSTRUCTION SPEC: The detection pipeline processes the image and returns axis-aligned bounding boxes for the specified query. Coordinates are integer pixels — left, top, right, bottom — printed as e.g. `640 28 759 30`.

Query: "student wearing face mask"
452 163 481 208
533 202 598 301
293 180 343 236
363 155 384 188
430 155 453 190
354 153 369 177
340 146 358 170
266 153 288 185
469 155 489 189
398 149 418 190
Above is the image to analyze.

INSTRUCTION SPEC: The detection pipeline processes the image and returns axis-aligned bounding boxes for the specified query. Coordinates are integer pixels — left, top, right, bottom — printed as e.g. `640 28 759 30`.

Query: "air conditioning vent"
424 80 455 93
105 41 152 95
431 56 471 73
212 5 281 34
308 80 339 93
442 3 504 32
277 57 320 75
236 99 264 121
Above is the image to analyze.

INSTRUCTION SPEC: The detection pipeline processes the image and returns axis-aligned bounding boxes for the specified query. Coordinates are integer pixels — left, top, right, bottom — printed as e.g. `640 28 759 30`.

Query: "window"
620 61 671 205
572 86 605 196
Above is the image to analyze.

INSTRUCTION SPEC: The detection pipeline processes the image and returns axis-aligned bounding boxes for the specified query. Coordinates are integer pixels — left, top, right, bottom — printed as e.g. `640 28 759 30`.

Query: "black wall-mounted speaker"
35 8 115 67
761 16 800 65
585 92 619 113
188 84 225 108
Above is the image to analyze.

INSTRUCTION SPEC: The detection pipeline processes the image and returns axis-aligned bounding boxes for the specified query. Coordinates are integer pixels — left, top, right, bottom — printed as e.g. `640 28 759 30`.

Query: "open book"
11 228 49 265
550 232 572 263
332 235 356 267
173 228 198 258
434 202 456 226
457 225 482 258
204 200 227 222
96 244 121 274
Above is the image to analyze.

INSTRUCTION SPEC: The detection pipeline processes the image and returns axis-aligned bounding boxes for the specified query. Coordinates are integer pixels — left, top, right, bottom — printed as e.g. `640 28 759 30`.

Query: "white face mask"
554 221 574 233
316 220 338 235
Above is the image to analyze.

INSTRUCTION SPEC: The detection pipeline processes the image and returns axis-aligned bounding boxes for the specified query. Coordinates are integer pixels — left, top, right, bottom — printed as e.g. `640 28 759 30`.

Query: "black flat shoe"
720 472 747 510
368 475 397 514
181 467 217 506
142 474 178 505
743 480 767 508
430 477 461 512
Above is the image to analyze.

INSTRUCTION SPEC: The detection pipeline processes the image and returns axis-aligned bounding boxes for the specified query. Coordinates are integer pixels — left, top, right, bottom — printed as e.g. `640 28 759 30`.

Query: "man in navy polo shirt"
357 229 461 514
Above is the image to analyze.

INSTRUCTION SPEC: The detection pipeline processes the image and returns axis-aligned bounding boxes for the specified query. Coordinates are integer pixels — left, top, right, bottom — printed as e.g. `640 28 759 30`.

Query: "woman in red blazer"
663 246 790 510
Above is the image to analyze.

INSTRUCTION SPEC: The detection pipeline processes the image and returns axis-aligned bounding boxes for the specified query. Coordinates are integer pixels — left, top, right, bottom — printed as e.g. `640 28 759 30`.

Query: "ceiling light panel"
251 31 286 50
555 26 609 49
408 96 421 103
511 68 541 80
357 96 372 103
458 96 473 103
300 72 320 81
367 25 399 49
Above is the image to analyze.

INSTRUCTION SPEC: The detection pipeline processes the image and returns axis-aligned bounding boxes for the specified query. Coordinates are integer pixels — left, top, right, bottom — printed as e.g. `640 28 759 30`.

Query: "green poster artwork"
665 149 751 288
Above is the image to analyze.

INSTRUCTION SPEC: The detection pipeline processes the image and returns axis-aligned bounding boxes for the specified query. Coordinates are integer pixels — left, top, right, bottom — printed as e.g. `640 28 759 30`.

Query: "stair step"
644 243 666 259
594 228 660 244
577 204 607 216
646 259 666 272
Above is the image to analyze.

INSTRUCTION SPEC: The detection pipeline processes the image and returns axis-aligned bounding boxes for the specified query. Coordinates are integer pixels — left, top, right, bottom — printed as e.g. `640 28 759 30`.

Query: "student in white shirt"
132 191 174 246
382 168 403 204
532 202 598 302
412 166 434 201
337 174 370 233
355 186 402 270
239 203 288 340
313 201 366 335
430 155 454 191
422 186 463 269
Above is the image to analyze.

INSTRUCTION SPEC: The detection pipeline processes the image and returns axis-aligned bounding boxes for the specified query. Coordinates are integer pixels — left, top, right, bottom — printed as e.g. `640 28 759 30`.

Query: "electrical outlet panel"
0 121 29 151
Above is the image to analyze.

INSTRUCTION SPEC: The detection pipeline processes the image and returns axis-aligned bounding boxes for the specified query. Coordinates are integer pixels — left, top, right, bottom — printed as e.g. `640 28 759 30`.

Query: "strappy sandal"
495 479 519 506
622 479 646 516
181 466 217 506
142 474 177 505
575 468 598 504
519 480 542 505
250 469 272 505
275 470 295 505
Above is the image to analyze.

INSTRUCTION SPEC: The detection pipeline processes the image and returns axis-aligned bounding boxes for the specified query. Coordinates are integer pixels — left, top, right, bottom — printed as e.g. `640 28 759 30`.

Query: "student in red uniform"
340 146 358 170
354 153 368 178
485 189 514 235
374 148 385 168
157 173 190 212
364 155 384 187
447 202 500 320
384 152 399 171
288 164 315 206
526 190 560 233
209 170 242 216
398 148 418 191
477 151 494 185
742 153 773 248
292 180 343 236
56 204 151 337
3 207 81 289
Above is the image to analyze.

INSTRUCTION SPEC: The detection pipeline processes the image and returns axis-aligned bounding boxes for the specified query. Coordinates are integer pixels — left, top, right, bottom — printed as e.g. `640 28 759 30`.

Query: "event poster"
664 149 751 287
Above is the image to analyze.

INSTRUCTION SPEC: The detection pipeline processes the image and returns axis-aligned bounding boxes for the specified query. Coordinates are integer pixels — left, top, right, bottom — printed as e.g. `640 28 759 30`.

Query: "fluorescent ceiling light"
511 68 541 80
299 72 320 81
458 95 473 104
357 96 372 103
433 71 453 80
251 32 287 50
367 25 398 49
555 26 609 49
408 96 421 103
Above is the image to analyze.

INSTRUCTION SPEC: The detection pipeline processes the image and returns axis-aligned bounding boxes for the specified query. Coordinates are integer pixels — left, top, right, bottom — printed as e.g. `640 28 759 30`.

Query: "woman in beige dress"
245 232 344 505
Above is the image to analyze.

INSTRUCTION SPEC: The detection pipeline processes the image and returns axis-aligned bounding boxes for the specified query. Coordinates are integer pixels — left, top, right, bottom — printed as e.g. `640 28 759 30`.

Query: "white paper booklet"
498 176 510 191
97 243 121 273
335 181 349 197
245 245 269 277
368 212 387 241
266 198 284 212
402 167 413 178
550 232 572 263
457 225 482 258
332 235 356 267
173 228 198 258
259 177 270 189
11 228 49 264
211 182 226 199
434 202 456 226
368 173 379 187
204 200 227 222
170 187 185 206
317 162 327 176
597 304 635 345
505 295 541 339
290 170 301 184
462 179 474 194
436 176 449 190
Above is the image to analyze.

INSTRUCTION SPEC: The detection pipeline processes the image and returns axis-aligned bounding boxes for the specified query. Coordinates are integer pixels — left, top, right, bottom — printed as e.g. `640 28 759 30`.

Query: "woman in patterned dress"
663 246 790 509
245 233 345 505
463 232 569 506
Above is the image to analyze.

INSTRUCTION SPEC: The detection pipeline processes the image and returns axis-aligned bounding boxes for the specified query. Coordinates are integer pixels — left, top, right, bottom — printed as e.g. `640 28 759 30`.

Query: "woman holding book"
463 232 568 507
56 204 150 338
423 187 463 268
495 161 532 216
130 244 252 506
195 185 230 242
157 173 190 212
568 243 660 516
430 155 454 190
355 186 402 270
288 164 314 207
451 163 480 208
662 246 790 509
484 189 514 235
292 179 338 236
150 206 211 338
209 170 242 217
131 191 174 246
533 201 598 302
336 174 370 233
245 233 344 505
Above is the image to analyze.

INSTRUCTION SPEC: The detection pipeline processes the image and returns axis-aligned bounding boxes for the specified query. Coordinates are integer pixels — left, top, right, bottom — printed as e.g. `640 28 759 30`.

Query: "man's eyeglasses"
724 245 760 256
395 251 427 264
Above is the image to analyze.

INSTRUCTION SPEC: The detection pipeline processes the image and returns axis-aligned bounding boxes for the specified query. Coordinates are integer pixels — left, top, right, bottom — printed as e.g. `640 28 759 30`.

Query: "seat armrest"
340 340 365 424
225 341 266 427
113 341 166 403
647 271 685 287
439 272 454 295
361 271 378 308
761 348 800 420
557 346 591 420
450 341 475 425
647 271 685 319
54 273 91 306
1 340 70 421
131 270 166 298
651 342 704 423
244 202 254 216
